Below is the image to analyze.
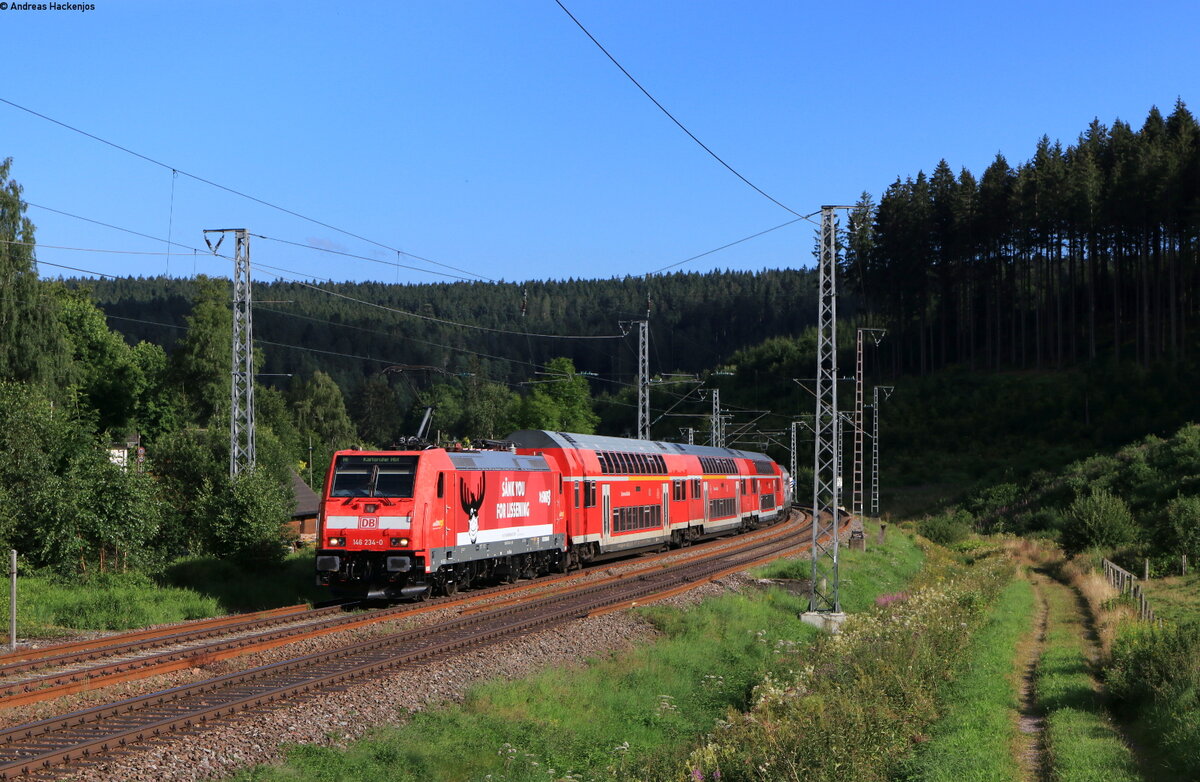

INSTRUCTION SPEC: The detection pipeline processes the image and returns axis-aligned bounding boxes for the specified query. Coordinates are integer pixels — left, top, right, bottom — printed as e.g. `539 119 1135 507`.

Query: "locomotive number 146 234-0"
351 536 384 547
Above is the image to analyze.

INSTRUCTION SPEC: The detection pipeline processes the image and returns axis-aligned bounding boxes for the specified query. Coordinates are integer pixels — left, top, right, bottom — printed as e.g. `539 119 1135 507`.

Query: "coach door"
661 482 669 530
703 481 710 525
602 484 611 538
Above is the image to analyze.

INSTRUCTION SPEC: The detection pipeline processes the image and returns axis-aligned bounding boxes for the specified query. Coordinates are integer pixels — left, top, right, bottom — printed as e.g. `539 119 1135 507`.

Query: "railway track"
0 511 829 778
0 514 809 712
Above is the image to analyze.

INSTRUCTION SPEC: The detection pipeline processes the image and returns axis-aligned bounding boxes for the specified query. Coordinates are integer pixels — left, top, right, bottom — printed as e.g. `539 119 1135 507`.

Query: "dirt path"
1015 571 1050 782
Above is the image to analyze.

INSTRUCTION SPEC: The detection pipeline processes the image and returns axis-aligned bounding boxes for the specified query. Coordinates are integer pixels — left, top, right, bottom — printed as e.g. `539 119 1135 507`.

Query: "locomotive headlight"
390 537 410 547
327 537 346 547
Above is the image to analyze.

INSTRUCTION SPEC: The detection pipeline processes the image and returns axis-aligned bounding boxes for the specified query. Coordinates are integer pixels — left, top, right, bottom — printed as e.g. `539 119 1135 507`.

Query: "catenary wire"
251 234 479 283
0 96 493 283
260 265 626 340
552 0 808 220
21 203 629 341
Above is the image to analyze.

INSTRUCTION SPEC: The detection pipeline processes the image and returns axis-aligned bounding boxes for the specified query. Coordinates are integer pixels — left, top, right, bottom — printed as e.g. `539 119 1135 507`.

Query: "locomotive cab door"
438 472 451 550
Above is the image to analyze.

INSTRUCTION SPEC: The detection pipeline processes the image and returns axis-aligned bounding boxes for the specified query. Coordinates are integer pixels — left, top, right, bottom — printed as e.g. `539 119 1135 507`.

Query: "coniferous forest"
847 100 1199 375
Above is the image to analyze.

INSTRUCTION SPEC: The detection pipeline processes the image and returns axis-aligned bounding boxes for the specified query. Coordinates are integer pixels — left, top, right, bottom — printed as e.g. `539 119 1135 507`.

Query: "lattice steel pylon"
790 420 798 496
710 389 723 447
852 328 886 518
871 385 894 518
206 228 256 477
637 320 649 439
811 205 845 613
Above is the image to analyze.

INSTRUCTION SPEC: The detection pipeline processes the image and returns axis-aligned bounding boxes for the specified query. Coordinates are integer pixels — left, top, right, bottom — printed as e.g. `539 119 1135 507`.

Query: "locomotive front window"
331 455 419 498
374 464 417 497
330 468 372 497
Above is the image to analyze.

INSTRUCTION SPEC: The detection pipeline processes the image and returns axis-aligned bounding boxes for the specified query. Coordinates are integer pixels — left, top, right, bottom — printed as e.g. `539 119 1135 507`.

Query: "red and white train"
315 430 791 600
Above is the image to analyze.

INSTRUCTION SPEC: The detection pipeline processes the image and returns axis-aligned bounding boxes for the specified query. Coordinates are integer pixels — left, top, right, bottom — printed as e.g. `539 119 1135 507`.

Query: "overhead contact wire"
553 0 805 219
0 96 492 283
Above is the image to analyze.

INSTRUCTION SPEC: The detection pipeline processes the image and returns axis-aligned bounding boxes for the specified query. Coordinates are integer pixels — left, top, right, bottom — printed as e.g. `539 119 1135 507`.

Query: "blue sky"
5 0 1198 286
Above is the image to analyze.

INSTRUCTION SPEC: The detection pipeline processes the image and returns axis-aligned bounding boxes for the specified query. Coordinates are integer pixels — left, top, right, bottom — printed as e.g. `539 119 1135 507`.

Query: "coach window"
574 481 580 508
584 480 597 508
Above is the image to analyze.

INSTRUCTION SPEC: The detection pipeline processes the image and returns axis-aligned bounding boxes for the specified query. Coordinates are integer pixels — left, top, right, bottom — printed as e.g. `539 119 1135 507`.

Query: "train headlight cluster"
390 537 410 547
327 537 346 547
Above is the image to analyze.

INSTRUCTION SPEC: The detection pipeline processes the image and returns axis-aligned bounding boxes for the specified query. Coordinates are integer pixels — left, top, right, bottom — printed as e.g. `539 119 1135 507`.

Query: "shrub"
1105 621 1200 777
918 510 972 545
1166 495 1200 560
1060 488 1137 553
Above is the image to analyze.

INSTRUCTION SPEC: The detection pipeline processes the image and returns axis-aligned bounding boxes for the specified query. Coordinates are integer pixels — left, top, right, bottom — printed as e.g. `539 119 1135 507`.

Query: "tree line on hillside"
84 271 821 391
847 100 1200 376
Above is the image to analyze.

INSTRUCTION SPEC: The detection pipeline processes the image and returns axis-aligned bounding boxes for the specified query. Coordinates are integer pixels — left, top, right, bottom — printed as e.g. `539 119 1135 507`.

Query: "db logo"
359 517 379 529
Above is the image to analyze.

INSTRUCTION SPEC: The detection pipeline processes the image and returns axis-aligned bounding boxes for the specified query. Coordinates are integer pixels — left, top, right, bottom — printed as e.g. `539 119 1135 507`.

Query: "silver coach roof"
448 450 549 472
504 430 773 464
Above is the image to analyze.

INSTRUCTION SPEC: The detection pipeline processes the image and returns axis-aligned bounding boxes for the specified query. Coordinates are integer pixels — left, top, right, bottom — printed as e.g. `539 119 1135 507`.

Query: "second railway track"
0 510 826 779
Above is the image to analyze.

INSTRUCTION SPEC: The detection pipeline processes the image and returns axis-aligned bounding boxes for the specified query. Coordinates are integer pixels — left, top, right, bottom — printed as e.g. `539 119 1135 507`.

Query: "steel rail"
0 604 310 670
0 514 822 779
0 511 809 708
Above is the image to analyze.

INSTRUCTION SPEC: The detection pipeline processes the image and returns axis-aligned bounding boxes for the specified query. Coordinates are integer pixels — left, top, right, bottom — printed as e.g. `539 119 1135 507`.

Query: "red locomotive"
315 430 790 600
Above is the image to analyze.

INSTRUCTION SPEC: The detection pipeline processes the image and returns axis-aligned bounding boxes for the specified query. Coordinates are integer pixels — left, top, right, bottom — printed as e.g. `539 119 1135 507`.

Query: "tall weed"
684 554 1014 781
1105 621 1200 778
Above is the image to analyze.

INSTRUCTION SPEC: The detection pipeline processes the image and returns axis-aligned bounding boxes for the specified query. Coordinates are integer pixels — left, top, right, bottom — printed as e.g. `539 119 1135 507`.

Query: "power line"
20 202 622 341
28 202 481 283
648 215 815 275
261 265 626 340
553 0 805 218
1 238 184 257
254 304 551 375
34 259 122 279
27 201 207 254
252 234 481 283
0 96 490 283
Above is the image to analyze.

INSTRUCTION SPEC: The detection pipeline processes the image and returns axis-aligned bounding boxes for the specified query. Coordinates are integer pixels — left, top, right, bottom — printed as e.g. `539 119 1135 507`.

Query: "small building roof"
291 471 321 519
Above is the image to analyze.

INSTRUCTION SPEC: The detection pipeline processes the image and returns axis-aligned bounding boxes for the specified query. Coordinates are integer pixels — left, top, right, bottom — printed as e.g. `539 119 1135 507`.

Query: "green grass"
12 549 323 637
755 518 926 612
1037 580 1140 782
898 576 1033 781
1144 571 1200 624
235 589 822 782
230 529 928 782
161 549 323 613
16 571 222 635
